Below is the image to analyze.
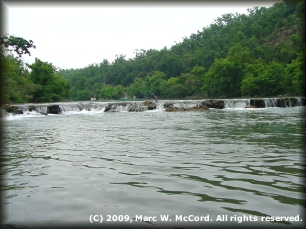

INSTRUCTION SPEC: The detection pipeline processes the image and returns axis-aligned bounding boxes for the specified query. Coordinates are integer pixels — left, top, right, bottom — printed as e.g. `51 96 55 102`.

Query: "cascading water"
2 97 305 119
296 97 304 106
171 100 199 109
59 104 82 113
286 98 292 107
223 99 250 109
35 106 48 114
116 103 129 112
156 102 164 111
264 98 278 107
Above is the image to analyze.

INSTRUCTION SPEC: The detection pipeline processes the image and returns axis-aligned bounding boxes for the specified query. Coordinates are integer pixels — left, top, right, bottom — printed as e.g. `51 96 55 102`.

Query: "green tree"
99 85 114 99
284 50 305 95
145 71 166 98
202 58 236 97
127 78 146 99
113 85 125 99
190 65 205 95
76 90 92 101
28 58 70 102
1 34 36 57
1 35 36 104
160 77 187 98
202 43 251 98
2 55 29 103
241 59 286 96
52 1 304 99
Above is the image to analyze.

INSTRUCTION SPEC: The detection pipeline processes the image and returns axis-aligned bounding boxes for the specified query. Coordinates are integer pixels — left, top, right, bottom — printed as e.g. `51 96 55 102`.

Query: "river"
1 102 305 228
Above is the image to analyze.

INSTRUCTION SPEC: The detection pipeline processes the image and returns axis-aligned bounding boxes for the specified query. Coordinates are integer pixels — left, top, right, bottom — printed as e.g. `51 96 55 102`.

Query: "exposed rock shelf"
1 97 305 117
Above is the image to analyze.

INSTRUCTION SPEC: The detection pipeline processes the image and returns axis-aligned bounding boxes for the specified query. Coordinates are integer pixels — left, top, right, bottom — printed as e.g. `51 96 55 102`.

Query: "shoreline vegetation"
1 1 305 105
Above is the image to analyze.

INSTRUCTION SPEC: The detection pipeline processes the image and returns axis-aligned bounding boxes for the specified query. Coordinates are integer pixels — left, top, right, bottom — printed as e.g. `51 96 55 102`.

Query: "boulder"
104 103 128 112
165 103 209 112
48 105 62 114
289 98 297 107
28 106 36 112
143 100 155 107
277 99 285 107
277 98 293 107
104 104 115 112
250 99 265 108
143 101 156 110
4 104 16 113
203 100 224 109
163 102 174 109
165 105 184 112
4 104 23 114
187 102 209 111
284 98 290 107
302 98 306 106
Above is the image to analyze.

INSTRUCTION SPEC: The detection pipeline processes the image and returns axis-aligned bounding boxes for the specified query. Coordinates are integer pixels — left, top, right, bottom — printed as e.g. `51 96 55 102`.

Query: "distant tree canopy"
57 0 305 100
2 0 305 104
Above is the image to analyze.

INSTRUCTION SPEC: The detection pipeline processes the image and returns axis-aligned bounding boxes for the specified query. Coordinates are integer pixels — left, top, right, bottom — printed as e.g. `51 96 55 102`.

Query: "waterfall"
177 101 198 109
59 102 109 113
286 98 292 107
117 103 129 112
296 97 304 106
156 102 164 111
35 106 48 114
59 104 82 113
2 97 305 119
224 99 250 109
264 98 278 107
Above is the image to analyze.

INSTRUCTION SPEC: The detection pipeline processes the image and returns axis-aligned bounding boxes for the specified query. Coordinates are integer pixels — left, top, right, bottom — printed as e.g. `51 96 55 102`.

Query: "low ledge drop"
1 97 305 116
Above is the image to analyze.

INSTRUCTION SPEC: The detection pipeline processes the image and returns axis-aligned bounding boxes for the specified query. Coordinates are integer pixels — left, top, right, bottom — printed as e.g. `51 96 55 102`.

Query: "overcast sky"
2 1 278 70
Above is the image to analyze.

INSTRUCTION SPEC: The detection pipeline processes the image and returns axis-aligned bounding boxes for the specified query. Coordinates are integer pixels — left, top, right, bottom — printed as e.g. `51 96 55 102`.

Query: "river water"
1 104 305 228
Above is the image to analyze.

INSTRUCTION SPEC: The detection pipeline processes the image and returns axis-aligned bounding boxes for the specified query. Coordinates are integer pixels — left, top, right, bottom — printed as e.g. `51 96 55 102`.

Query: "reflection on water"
1 107 305 227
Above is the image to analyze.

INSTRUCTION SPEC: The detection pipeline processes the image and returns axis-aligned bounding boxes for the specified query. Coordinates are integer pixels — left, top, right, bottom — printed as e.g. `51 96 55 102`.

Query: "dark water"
1 106 305 228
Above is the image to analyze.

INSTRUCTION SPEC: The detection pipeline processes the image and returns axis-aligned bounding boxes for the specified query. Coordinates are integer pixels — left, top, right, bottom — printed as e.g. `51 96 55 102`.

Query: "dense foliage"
2 1 304 104
27 58 70 102
0 34 36 57
57 0 304 100
1 36 70 104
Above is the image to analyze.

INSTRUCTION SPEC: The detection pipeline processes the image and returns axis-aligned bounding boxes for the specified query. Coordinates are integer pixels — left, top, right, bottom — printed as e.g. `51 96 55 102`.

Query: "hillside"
55 1 303 100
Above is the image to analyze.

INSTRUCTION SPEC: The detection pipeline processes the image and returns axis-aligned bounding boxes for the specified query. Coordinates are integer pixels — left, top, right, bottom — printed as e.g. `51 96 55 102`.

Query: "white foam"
3 110 44 120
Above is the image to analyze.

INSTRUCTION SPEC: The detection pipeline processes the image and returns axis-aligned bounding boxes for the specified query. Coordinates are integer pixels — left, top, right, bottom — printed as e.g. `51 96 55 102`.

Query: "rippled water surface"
1 107 305 227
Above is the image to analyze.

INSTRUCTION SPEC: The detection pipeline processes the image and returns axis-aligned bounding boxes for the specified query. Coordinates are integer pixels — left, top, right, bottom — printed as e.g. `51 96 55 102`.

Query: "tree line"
58 0 305 100
1 35 70 103
1 0 305 104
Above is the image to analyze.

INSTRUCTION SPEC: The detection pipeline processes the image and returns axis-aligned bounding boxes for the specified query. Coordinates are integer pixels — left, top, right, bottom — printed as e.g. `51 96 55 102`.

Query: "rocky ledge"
164 101 209 112
1 97 305 117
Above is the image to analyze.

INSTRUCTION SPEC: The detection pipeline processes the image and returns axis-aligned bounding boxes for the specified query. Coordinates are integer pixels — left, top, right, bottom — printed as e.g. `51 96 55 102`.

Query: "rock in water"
4 104 23 114
204 100 224 109
143 101 156 110
48 105 62 114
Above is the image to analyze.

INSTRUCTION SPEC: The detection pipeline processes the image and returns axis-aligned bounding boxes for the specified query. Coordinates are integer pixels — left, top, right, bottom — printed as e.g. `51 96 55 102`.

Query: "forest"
1 0 305 103
0 36 70 103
